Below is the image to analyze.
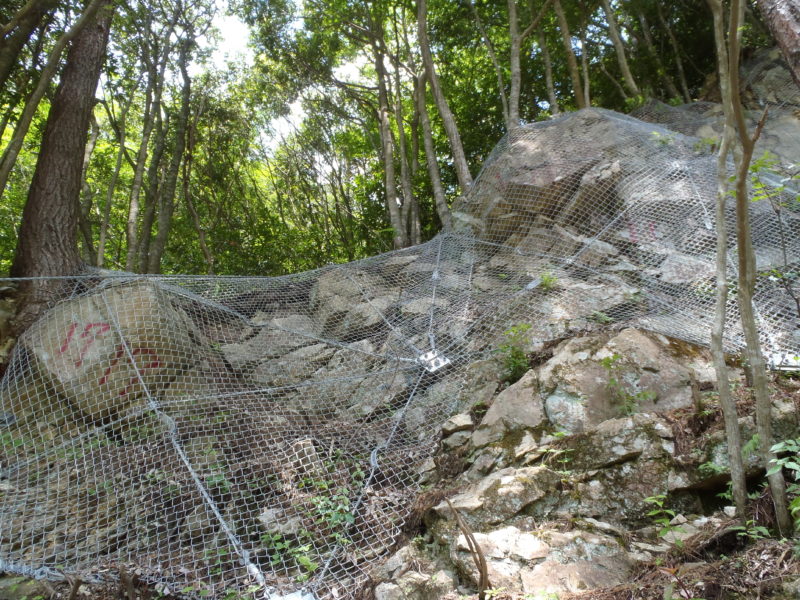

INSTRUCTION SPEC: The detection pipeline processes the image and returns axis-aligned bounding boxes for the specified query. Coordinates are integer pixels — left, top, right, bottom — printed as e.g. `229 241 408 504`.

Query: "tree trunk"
469 0 509 127
147 40 192 274
137 109 167 272
580 26 590 107
392 54 418 244
78 112 100 264
637 12 682 100
756 0 800 88
707 0 748 520
10 0 113 331
417 0 473 192
724 0 792 535
0 0 106 200
600 0 639 97
97 90 137 267
508 0 523 128
373 44 407 249
538 29 560 115
553 0 586 109
417 72 452 231
656 3 692 103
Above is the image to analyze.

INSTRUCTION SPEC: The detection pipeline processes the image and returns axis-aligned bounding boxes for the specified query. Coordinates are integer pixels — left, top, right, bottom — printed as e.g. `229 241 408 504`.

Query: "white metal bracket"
418 350 451 372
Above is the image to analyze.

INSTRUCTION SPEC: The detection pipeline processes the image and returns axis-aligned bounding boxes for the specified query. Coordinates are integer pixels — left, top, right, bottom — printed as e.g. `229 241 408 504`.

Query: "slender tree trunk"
656 4 691 103
373 44 407 249
729 2 791 534
97 91 137 267
125 72 157 270
469 0 509 127
417 0 473 192
755 0 800 88
508 0 523 129
11 0 113 331
0 0 106 200
392 59 419 245
78 112 100 264
147 40 192 273
708 0 748 520
417 72 452 231
715 0 792 534
600 0 639 97
137 110 167 271
538 29 560 115
183 146 213 274
580 27 590 107
553 0 586 109
637 12 681 100
0 16 49 142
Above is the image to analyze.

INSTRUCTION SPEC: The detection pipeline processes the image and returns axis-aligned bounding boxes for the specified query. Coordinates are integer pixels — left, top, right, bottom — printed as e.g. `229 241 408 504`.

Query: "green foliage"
498 323 532 383
644 494 684 545
693 136 718 154
768 438 800 531
540 271 558 291
729 519 771 541
590 311 614 324
698 461 726 478
599 352 654 415
260 531 319 581
650 131 675 146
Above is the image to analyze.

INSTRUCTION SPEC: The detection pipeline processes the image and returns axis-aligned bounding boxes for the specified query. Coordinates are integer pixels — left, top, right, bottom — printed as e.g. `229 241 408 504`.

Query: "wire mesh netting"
1 57 799 599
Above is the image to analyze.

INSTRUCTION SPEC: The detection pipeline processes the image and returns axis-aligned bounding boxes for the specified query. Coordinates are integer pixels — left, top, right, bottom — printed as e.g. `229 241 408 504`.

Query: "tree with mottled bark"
600 0 639 97
417 0 473 192
10 0 114 331
553 0 586 109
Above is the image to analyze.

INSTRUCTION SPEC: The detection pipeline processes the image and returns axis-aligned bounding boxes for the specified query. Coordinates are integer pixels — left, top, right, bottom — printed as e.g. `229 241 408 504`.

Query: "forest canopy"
0 0 784 277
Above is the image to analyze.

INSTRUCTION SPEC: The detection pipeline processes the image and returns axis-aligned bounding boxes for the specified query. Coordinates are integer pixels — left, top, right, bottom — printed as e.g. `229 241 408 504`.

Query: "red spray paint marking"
628 221 638 244
58 322 111 366
58 323 79 354
74 323 111 367
98 346 126 386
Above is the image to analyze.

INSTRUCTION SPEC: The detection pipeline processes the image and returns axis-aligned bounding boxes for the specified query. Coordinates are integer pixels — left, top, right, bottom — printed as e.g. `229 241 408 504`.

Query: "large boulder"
21 281 196 421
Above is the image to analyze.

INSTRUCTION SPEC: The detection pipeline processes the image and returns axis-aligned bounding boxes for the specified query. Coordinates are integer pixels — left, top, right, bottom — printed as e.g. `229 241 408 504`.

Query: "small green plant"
311 488 355 529
729 519 770 541
497 323 532 383
542 444 574 475
693 136 718 154
650 131 675 146
540 271 558 291
260 531 319 581
698 461 726 478
590 310 614 324
742 433 760 460
484 587 507 599
644 494 684 545
599 353 653 415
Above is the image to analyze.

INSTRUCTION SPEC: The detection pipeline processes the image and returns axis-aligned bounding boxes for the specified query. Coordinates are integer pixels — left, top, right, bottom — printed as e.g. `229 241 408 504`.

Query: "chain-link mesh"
1 57 799 599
